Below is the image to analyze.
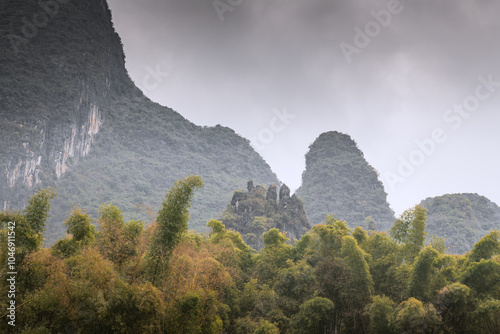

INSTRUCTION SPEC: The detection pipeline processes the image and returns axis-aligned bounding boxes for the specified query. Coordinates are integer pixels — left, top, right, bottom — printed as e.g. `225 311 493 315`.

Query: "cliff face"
5 91 103 189
221 181 310 250
296 131 395 230
0 0 122 210
0 0 278 243
420 193 500 254
3 99 102 207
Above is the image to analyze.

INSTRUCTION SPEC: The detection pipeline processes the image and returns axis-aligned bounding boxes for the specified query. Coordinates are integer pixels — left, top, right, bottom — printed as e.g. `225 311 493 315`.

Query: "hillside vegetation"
421 193 500 254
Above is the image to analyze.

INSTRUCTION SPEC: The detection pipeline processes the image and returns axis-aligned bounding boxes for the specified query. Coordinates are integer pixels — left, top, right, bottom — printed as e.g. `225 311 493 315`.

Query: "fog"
107 0 500 215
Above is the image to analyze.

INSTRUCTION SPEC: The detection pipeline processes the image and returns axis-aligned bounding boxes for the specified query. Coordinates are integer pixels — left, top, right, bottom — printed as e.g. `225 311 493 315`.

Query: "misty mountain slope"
296 131 395 230
0 0 278 243
420 193 500 254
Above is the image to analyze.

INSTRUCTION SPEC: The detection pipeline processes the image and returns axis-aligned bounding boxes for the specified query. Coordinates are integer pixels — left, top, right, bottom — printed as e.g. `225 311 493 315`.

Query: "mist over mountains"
3 2 500 333
1 0 498 252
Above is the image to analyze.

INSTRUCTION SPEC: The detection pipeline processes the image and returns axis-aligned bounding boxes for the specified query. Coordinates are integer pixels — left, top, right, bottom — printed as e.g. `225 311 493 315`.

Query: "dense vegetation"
296 131 395 231
421 194 500 254
220 181 310 250
0 0 278 245
2 179 500 333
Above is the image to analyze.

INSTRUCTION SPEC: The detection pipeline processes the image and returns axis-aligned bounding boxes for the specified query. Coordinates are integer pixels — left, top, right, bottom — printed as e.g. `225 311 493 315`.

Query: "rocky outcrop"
55 102 102 178
222 181 310 250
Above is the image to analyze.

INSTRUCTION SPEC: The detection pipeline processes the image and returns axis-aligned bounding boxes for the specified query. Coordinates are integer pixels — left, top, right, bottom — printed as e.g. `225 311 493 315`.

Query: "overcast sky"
107 0 500 216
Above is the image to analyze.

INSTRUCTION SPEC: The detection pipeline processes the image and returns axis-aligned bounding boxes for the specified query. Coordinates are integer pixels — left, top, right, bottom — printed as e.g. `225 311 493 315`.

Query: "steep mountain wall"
296 131 394 230
0 0 279 243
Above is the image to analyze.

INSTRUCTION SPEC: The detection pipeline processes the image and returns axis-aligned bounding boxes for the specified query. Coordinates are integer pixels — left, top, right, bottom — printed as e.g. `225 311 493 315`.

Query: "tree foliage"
290 297 335 334
149 175 203 284
3 179 500 333
390 205 427 263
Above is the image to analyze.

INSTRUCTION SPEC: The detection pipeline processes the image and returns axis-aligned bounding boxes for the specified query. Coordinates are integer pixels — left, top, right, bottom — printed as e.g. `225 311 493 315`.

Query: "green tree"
102 281 164 333
23 188 57 239
149 175 203 284
238 279 278 319
392 297 441 334
290 297 335 334
53 207 95 258
468 230 500 262
253 228 292 285
66 207 95 242
364 232 400 298
171 291 223 334
0 189 56 296
390 205 427 263
207 219 255 279
460 258 500 299
307 215 351 264
341 236 374 302
435 283 473 334
340 235 374 332
97 203 143 269
471 299 500 334
428 236 446 254
431 254 459 297
274 260 317 316
353 226 368 246
254 320 280 334
408 247 439 302
367 295 395 334
314 255 349 330
0 188 56 260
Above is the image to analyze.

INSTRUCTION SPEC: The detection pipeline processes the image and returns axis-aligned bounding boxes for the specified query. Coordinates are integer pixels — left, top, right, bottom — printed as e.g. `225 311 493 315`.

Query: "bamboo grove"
1 176 500 333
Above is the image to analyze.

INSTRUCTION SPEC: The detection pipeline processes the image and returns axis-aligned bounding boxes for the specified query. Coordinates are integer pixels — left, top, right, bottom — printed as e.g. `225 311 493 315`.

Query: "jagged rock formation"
221 181 310 250
0 0 278 243
296 131 395 230
420 193 500 254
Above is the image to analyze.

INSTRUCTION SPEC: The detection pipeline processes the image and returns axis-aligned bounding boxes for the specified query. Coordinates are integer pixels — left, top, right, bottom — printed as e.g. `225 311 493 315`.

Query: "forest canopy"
1 177 500 333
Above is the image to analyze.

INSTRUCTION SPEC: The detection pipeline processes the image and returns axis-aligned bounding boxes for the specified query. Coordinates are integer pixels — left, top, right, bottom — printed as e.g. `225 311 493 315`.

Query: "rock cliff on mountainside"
0 0 278 244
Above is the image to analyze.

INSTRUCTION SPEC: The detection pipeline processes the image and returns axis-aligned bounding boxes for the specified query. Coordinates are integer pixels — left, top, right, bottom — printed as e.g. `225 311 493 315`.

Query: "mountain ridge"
0 0 279 243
